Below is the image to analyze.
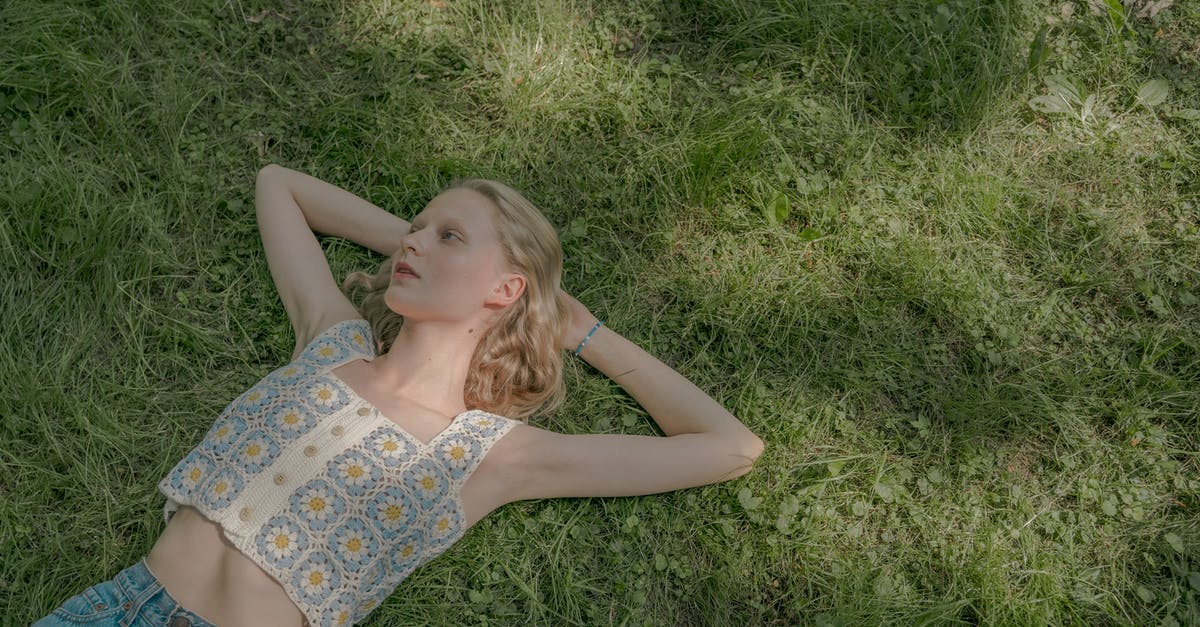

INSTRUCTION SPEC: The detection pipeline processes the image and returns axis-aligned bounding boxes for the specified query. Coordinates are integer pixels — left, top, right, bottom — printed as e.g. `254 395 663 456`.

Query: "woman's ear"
487 273 526 307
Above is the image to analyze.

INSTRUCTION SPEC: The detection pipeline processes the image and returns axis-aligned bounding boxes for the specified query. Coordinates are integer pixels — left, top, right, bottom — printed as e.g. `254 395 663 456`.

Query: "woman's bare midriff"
145 505 308 627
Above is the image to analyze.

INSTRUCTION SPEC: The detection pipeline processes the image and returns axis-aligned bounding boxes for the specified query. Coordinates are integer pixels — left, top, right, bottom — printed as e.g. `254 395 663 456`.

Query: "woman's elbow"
257 163 284 180
736 422 765 462
744 434 765 467
745 433 765 463
721 432 764 480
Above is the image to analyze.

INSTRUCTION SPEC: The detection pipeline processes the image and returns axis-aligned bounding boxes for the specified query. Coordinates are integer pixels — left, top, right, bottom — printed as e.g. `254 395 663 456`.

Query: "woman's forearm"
260 164 410 257
579 324 763 455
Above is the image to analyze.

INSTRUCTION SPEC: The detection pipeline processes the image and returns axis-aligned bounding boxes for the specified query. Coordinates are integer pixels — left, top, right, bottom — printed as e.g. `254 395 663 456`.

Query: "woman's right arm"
256 164 411 256
254 164 410 354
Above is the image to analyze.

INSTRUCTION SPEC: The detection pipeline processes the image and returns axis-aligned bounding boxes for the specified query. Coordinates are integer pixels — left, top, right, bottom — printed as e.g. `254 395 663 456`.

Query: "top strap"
445 412 518 484
294 318 376 370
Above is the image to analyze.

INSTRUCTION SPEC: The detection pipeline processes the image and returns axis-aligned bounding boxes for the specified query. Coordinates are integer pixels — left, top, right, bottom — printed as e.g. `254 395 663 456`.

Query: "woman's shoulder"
290 316 375 364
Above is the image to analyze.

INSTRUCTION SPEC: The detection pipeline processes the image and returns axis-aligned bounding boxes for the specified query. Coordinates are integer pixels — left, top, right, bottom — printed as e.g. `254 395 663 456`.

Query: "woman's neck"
364 319 481 417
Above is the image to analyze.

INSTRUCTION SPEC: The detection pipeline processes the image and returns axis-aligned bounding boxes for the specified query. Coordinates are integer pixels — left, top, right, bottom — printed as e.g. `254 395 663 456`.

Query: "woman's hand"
558 288 599 352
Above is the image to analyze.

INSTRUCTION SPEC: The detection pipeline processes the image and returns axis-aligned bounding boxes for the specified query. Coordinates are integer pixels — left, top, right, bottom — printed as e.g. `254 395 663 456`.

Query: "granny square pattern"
158 319 517 626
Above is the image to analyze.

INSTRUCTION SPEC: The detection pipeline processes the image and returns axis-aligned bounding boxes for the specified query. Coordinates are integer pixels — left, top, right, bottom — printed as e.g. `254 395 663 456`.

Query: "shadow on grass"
644 0 1025 134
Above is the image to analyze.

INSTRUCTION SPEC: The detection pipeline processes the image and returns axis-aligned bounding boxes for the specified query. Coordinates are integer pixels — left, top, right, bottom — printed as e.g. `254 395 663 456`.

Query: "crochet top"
157 318 519 626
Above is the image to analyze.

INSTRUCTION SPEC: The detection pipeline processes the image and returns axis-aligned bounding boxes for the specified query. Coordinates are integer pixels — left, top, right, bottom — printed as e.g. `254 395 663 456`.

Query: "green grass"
3 0 1199 624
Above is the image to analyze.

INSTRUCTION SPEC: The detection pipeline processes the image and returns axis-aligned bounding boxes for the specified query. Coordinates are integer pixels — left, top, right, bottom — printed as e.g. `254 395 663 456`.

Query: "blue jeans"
32 557 218 627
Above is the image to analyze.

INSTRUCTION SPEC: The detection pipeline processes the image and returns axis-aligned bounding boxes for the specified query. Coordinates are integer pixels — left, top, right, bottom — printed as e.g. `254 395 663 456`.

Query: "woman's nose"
398 229 421 255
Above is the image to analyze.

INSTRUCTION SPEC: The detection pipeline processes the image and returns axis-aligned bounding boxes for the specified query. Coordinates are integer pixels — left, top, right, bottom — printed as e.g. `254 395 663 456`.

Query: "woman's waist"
147 505 308 627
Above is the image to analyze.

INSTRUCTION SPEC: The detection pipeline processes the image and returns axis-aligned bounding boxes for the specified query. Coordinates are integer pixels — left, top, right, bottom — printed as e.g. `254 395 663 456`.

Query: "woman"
35 165 764 627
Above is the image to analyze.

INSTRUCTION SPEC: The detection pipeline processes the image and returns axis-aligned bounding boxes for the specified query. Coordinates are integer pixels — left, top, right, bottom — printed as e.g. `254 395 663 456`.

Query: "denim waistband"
116 558 161 599
116 558 218 627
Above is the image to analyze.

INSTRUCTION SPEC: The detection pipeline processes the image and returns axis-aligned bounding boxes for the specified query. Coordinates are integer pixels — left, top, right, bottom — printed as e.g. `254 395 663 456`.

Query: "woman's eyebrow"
431 214 468 231
410 215 469 233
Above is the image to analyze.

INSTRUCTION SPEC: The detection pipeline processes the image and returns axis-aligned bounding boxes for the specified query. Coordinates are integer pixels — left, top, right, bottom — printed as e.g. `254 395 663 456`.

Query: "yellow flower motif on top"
439 438 472 472
334 455 375 492
260 521 302 563
213 480 228 495
420 475 436 491
296 559 336 598
333 523 375 571
436 517 450 532
336 611 350 626
282 366 298 377
351 332 365 347
183 462 205 485
209 418 243 452
400 544 414 558
372 432 416 465
319 346 335 358
310 382 338 408
237 435 275 469
269 404 310 437
370 492 410 531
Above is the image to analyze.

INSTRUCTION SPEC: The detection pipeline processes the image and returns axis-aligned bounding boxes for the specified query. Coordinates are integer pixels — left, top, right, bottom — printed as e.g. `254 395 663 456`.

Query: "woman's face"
384 187 525 323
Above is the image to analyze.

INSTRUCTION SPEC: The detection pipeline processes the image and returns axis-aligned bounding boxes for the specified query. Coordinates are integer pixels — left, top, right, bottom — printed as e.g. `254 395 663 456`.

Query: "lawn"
2 0 1198 624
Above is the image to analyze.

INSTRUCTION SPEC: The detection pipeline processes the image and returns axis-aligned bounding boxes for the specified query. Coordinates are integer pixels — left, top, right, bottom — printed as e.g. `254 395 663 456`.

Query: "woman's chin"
382 296 443 322
382 292 415 317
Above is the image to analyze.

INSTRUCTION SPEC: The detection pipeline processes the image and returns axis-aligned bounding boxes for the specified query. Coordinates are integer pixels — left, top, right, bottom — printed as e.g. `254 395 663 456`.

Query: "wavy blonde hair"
340 179 569 422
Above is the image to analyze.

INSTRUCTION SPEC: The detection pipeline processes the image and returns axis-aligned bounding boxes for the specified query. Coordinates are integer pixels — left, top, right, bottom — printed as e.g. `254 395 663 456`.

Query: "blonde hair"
340 179 569 422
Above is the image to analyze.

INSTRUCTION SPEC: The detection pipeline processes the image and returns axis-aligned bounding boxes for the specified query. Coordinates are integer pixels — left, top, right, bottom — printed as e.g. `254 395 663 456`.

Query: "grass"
2 0 1198 624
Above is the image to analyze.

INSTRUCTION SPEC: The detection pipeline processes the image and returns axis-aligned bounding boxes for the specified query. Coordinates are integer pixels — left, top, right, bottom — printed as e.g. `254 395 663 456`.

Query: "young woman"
35 165 764 627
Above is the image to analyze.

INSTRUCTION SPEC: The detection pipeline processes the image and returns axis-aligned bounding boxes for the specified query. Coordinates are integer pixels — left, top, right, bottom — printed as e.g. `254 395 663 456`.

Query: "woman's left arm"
563 291 761 446
498 291 764 501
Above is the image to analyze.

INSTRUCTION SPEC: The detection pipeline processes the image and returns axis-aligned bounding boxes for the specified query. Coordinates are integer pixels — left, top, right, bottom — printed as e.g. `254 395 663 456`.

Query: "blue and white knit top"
157 318 518 626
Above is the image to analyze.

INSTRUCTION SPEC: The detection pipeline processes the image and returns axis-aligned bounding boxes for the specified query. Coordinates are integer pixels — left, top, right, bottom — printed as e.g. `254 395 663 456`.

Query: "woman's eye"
408 224 458 240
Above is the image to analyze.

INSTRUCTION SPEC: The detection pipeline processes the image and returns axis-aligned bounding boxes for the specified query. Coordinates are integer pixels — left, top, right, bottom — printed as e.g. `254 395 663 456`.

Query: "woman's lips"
393 262 420 278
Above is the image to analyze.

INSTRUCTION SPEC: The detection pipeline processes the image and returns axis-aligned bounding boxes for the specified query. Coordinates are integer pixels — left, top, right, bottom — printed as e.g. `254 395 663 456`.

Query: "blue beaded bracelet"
574 320 603 356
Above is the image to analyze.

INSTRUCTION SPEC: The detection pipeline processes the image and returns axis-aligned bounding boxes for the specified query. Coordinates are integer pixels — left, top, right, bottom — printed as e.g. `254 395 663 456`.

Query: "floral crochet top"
157 318 518 626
